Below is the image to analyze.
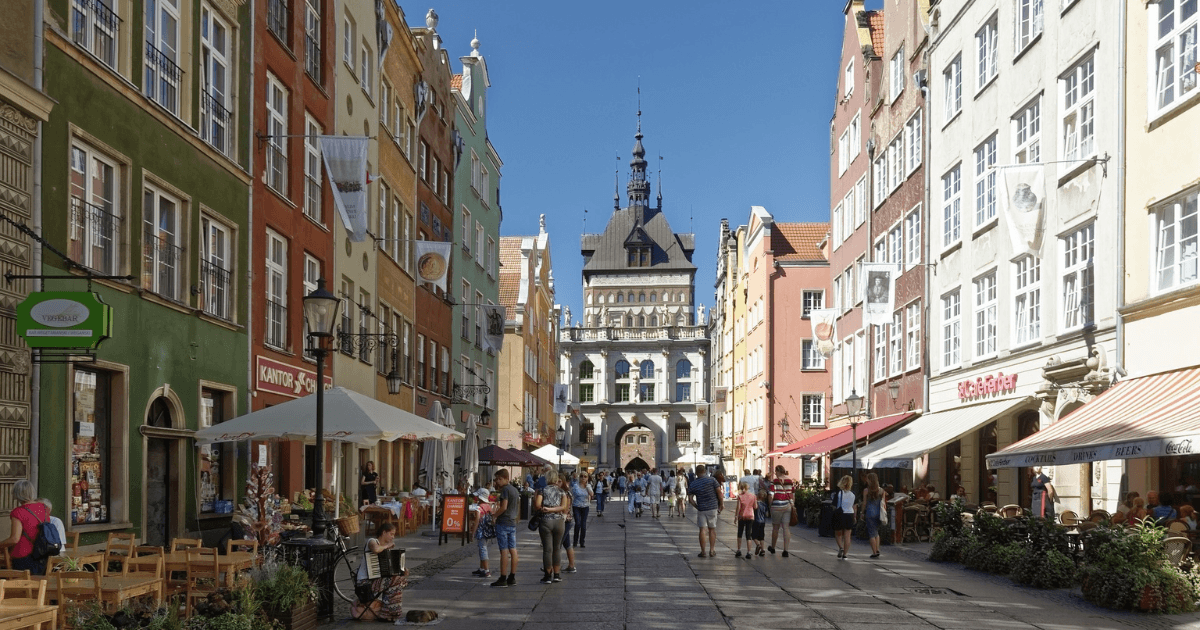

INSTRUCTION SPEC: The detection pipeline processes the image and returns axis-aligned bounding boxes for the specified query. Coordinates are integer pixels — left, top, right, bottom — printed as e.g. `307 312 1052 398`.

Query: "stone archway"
615 424 656 470
626 457 650 471
140 388 191 547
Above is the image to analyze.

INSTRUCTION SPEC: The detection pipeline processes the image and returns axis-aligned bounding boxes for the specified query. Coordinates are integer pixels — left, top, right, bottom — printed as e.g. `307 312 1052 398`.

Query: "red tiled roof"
867 11 885 56
772 223 829 262
498 237 526 308
499 275 519 308
451 74 463 90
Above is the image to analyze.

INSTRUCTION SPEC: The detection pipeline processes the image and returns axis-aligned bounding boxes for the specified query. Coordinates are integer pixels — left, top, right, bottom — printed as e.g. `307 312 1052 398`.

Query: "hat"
474 488 492 503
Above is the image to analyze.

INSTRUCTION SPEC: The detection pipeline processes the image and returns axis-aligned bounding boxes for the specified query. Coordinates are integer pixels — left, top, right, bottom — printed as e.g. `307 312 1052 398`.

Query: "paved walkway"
330 498 1200 629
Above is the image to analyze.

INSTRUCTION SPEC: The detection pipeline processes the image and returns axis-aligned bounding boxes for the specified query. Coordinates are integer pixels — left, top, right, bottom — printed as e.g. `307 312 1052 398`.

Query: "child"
471 488 495 578
752 489 770 557
735 482 755 558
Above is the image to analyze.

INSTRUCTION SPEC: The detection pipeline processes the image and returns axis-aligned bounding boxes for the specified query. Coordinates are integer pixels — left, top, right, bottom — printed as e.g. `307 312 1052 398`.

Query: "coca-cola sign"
958 372 1018 401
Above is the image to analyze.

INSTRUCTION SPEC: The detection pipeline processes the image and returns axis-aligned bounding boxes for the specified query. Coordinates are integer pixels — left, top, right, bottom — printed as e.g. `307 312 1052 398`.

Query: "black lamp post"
845 390 865 491
556 425 566 469
302 278 341 537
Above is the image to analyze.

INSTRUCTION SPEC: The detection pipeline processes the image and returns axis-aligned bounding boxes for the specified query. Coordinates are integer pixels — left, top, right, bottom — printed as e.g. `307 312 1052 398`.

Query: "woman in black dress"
360 461 379 506
1030 466 1056 519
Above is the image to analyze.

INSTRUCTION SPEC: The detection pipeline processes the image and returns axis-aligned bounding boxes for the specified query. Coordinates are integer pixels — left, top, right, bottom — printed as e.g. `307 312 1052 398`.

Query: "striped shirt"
770 478 795 505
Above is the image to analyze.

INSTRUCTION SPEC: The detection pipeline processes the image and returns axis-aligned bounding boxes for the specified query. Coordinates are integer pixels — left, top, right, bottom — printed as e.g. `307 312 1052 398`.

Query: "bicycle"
326 519 362 604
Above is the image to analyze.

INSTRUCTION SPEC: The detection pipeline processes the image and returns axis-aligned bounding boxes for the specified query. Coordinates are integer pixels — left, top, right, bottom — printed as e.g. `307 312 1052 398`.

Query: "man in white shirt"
647 468 664 518
38 498 67 556
739 469 759 496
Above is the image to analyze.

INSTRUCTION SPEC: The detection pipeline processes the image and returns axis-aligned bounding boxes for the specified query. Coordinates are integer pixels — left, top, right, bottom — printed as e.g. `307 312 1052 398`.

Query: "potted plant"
250 559 318 630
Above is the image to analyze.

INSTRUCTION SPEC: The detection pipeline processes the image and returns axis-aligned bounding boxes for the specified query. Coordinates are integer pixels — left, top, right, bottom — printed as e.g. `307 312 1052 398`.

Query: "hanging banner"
1001 165 1046 256
414 81 430 126
861 262 898 326
17 291 113 349
318 136 370 242
414 240 452 291
809 309 838 358
375 0 392 62
481 304 506 353
553 384 569 414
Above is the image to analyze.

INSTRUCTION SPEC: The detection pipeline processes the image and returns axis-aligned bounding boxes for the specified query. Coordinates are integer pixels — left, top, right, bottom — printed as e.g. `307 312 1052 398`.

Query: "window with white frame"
802 394 825 427
68 142 121 275
1061 53 1096 163
976 17 998 91
303 114 322 222
843 189 855 240
1014 96 1042 163
873 324 886 382
144 0 181 114
342 15 354 66
265 73 288 196
974 134 998 227
402 211 413 272
905 301 921 370
1153 187 1199 293
384 197 399 260
905 206 921 268
942 165 962 248
874 237 887 263
475 291 484 346
379 79 392 129
199 215 231 320
838 130 849 175
833 276 842 311
200 4 232 155
359 43 372 98
475 223 484 265
1017 0 1044 52
461 280 471 338
358 289 372 363
71 0 120 69
142 183 182 300
486 236 495 277
890 45 906 102
974 272 997 357
802 290 824 316
904 112 922 174
264 229 287 349
889 223 903 265
856 176 868 226
844 59 855 96
302 254 319 359
1061 223 1095 330
888 134 903 191
873 155 887 207
1014 255 1042 345
942 290 961 368
1151 0 1199 116
890 311 903 375
461 208 471 252
850 113 861 160
944 54 962 122
832 204 843 249
802 340 825 369
419 141 428 181
304 0 320 82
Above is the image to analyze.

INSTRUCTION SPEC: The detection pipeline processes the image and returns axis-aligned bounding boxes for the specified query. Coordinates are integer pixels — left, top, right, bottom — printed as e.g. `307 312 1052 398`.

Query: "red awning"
767 412 917 458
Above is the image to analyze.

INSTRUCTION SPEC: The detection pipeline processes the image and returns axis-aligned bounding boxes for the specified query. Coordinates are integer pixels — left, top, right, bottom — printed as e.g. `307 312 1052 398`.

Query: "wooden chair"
170 538 203 553
135 545 164 557
0 570 30 581
998 504 1023 518
0 578 46 604
1088 510 1111 523
184 548 221 617
901 505 924 543
225 539 258 556
103 533 136 577
57 571 103 627
1059 510 1081 526
1168 520 1190 534
1164 536 1193 567
62 531 80 551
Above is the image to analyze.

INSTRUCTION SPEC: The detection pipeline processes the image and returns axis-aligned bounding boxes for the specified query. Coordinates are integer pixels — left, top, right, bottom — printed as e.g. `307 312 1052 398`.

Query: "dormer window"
627 246 650 267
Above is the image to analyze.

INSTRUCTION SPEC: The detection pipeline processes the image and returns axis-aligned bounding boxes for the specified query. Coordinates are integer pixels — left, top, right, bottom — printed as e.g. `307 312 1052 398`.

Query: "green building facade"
39 0 252 546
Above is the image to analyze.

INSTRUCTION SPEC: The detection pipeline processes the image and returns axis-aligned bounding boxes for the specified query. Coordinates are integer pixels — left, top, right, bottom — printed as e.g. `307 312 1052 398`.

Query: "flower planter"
271 601 317 630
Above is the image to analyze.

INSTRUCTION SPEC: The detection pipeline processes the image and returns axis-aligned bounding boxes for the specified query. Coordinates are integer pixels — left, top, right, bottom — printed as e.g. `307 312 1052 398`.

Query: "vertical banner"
1001 165 1046 256
318 136 370 242
375 0 392 62
414 241 452 291
414 81 430 126
553 384 569 414
809 309 838 358
481 304 506 353
862 262 898 326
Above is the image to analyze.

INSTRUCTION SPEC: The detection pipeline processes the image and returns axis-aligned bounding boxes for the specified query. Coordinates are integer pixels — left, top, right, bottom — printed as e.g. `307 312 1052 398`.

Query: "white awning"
831 397 1034 469
530 444 580 465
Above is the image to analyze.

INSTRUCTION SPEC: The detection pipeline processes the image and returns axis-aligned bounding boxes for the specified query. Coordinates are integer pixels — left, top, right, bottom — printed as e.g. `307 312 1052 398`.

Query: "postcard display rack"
71 370 108 524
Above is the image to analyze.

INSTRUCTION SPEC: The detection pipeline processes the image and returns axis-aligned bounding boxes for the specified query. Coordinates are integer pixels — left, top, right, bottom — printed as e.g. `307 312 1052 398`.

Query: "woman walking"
833 475 855 559
735 482 755 558
570 472 594 548
675 469 688 517
560 476 578 574
535 471 571 584
863 473 884 559
767 465 794 557
593 471 609 518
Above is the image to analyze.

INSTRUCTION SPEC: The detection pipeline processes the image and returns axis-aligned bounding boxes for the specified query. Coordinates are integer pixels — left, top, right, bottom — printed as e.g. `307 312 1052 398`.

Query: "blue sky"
426 1 852 315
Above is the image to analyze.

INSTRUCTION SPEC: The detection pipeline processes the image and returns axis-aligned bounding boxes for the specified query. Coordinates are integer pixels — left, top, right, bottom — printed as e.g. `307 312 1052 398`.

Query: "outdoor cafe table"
0 602 57 630
161 551 257 586
41 574 162 612
51 547 105 570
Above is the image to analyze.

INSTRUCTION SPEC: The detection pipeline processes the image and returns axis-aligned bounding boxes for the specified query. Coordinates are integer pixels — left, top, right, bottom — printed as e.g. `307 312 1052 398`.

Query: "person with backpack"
0 480 61 575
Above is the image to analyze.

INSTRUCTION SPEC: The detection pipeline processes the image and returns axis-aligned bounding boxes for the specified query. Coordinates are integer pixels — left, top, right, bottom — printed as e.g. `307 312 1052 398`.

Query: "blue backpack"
21 506 62 560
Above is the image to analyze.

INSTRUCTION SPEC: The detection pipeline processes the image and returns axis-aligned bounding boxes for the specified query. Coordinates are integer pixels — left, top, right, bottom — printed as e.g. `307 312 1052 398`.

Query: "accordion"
364 549 405 579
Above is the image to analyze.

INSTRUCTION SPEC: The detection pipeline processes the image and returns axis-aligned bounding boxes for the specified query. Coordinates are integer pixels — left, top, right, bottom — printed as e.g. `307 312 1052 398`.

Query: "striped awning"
769 412 916 458
986 367 1200 469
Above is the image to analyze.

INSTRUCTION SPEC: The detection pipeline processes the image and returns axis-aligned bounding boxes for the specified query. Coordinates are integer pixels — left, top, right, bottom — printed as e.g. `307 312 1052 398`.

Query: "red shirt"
737 493 756 520
770 478 795 503
11 502 47 559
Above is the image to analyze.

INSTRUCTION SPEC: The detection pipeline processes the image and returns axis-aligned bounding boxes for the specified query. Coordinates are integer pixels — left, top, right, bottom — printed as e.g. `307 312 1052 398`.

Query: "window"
339 278 353 354
419 141 428 181
832 204 843 248
843 189 855 243
142 183 182 299
942 165 962 247
890 311 903 375
976 18 998 91
403 211 413 273
304 0 321 83
72 368 116 524
1154 188 1200 293
200 5 232 155
264 229 287 349
487 236 496 277
639 383 655 402
874 237 887 263
342 15 353 65
676 359 692 378
802 394 825 427
68 142 121 275
802 290 824 316
844 59 854 96
199 215 231 320
616 384 630 402
1014 255 1042 345
476 223 484 265
905 302 921 370
1014 96 1042 164
71 0 119 69
579 384 594 403
579 361 594 379
890 45 906 102
942 290 961 368
1152 0 1199 115
974 272 997 357
359 43 372 97
887 134 903 191
460 280 471 338
265 74 288 196
676 383 691 402
1061 53 1096 163
888 224 903 265
838 130 849 175
674 423 691 441
1017 0 1044 52
905 206 921 268
873 324 887 382
379 79 392 129
614 360 630 379
974 134 998 226
461 208 471 252
416 334 425 388
266 0 288 43
873 155 886 207
302 254 319 358
639 360 655 379
904 112 922 174
833 277 842 311
144 0 181 114
850 113 861 160
802 340 825 370
943 54 962 122
431 157 440 195
855 176 868 226
199 389 230 513
303 114 322 222
1061 223 1095 330
475 291 483 347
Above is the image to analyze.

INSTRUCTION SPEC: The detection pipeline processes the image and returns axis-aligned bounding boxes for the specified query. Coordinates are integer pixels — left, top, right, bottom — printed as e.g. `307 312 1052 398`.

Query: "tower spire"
657 155 663 211
626 82 650 216
614 152 620 211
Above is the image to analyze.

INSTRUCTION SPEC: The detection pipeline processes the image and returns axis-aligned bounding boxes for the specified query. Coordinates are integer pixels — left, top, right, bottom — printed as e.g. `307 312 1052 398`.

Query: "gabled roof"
772 223 830 263
450 74 463 90
867 11 885 56
498 236 525 308
581 206 695 274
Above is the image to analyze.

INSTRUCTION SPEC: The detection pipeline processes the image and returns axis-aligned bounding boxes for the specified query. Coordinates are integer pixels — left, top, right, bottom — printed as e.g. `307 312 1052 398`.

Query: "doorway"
145 397 176 547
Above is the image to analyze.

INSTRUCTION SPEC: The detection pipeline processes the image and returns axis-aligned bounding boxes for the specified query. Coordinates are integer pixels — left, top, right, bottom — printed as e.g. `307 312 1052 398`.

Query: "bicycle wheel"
332 545 361 603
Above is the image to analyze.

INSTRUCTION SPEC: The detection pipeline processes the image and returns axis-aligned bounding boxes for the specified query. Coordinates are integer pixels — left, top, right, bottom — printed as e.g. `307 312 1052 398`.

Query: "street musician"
352 522 408 622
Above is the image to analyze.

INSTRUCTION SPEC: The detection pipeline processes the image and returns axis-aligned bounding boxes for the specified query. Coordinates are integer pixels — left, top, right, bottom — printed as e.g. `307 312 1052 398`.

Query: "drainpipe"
245 0 256 416
30 0 45 491
1114 0 1127 374
921 43 932 420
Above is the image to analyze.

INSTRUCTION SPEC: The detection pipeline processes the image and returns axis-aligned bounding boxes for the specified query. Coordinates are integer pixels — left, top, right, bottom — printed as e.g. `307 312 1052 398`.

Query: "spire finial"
614 153 620 211
657 155 663 210
470 29 480 55
637 77 642 132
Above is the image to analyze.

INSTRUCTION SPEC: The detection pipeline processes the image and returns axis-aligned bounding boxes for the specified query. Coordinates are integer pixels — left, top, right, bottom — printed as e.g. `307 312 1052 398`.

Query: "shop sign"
440 495 467 533
733 445 746 459
735 434 745 445
255 356 333 398
16 292 113 348
958 372 1019 401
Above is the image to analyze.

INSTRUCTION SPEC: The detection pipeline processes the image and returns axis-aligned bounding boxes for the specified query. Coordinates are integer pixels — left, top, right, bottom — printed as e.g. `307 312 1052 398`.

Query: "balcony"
72 0 120 70
200 259 232 320
142 229 182 300
267 0 289 45
560 325 709 343
69 197 122 275
305 34 322 84
144 42 182 115
265 300 286 349
201 89 232 156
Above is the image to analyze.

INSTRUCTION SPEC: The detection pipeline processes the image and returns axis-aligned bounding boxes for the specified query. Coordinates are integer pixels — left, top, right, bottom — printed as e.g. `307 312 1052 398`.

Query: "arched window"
650 293 657 302
579 361 594 379
614 360 630 379
616 293 624 303
649 315 657 326
676 359 692 378
638 293 645 302
596 294 603 304
678 292 685 302
626 315 633 327
637 316 645 326
640 360 655 378
587 294 593 304
627 292 635 302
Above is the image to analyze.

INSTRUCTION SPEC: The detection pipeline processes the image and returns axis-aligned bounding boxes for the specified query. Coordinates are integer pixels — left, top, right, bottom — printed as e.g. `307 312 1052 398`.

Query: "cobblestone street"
330 499 1200 629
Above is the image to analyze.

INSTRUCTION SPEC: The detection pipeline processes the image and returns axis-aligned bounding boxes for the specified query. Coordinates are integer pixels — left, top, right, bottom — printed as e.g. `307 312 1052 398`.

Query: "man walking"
739 469 757 496
688 464 723 558
647 468 664 518
491 469 519 587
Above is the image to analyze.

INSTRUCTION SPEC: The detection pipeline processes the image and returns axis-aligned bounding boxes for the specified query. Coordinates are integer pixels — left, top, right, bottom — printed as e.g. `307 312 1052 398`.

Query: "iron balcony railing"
142 229 183 300
265 300 286 349
267 0 289 44
305 34 322 84
144 41 183 115
69 197 122 275
200 259 232 320
201 89 232 155
71 0 120 69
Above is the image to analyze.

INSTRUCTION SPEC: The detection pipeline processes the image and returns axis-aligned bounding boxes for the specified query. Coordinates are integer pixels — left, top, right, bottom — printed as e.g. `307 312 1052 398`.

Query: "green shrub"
1012 548 1076 589
183 613 258 630
963 540 1023 575
251 559 316 616
929 530 973 563
1079 519 1198 613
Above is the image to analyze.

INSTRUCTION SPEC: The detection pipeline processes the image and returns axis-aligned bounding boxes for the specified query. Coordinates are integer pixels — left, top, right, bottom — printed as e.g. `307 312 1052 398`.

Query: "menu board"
71 369 109 524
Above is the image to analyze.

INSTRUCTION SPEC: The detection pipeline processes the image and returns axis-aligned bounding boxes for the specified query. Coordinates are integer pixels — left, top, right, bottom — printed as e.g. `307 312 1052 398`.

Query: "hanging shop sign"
958 372 1019 401
16 292 113 349
255 356 333 398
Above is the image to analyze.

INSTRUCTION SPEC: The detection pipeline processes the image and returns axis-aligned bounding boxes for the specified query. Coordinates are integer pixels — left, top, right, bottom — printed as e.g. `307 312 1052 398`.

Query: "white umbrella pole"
333 447 341 520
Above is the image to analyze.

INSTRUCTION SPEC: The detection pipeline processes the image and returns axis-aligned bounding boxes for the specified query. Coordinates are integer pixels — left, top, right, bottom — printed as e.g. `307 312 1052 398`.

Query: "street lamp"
845 390 865 492
302 278 341 537
556 425 567 470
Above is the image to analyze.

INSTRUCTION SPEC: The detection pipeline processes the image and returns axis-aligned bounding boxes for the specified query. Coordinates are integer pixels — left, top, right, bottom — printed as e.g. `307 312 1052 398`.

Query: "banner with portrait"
414 241 452 292
861 262 898 326
808 309 838 358
553 384 569 414
481 304 505 353
318 136 370 242
1001 165 1046 257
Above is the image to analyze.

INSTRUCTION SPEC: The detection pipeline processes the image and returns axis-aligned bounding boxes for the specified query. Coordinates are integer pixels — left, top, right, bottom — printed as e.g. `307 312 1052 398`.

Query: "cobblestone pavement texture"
327 498 1200 629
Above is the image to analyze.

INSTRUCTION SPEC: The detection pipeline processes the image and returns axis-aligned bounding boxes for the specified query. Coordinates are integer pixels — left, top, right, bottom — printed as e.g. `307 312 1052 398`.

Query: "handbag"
879 498 889 526
528 510 543 531
831 491 845 519
789 506 799 527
